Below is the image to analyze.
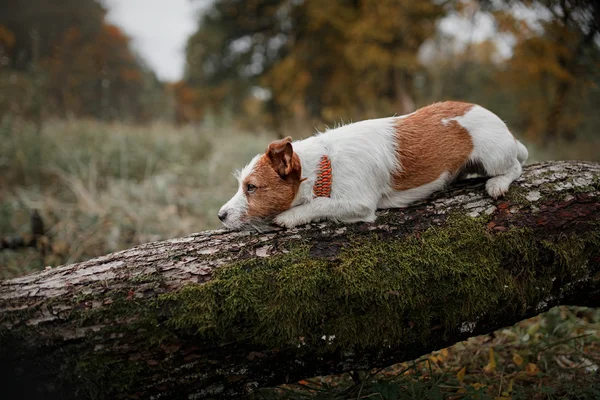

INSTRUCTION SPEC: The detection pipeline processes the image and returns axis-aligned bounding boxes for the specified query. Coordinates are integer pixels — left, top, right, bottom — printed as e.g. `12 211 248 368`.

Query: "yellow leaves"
525 363 539 376
483 347 497 374
507 377 514 393
471 41 499 64
512 353 524 366
428 348 450 367
456 366 466 383
502 378 515 398
438 348 449 361
497 377 515 399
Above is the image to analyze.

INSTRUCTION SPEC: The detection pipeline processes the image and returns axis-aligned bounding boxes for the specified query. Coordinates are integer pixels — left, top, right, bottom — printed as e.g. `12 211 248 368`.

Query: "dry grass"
525 139 600 164
0 116 276 278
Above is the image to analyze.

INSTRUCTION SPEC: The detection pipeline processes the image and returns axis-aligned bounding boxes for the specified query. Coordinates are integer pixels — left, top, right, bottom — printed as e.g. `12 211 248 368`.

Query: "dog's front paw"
274 214 297 229
274 211 304 229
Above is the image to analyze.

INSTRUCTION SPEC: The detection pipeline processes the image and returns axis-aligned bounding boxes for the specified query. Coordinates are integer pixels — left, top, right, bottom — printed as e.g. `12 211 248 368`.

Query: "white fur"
218 155 259 229
451 105 527 198
220 103 528 229
274 118 399 228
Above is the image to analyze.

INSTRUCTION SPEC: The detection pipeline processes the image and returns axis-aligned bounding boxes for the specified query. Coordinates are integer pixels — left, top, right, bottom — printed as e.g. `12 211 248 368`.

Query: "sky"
104 0 211 82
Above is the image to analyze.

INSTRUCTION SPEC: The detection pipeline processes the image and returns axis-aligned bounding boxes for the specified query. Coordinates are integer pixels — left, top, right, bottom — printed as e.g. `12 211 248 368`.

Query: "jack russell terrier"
218 101 528 230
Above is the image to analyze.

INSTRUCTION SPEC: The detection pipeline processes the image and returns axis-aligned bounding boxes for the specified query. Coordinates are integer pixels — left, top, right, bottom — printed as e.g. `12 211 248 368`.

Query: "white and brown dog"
218 101 528 230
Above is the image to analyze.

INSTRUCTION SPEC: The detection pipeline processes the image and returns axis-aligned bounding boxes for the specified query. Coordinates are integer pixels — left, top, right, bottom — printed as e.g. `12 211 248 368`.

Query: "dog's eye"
246 184 257 193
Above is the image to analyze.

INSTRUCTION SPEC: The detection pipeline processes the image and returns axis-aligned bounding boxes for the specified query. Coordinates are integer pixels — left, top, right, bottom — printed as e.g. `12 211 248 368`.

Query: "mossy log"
1 161 600 399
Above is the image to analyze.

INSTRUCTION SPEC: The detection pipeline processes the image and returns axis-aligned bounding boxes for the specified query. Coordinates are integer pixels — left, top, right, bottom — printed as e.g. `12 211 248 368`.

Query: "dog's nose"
218 210 228 222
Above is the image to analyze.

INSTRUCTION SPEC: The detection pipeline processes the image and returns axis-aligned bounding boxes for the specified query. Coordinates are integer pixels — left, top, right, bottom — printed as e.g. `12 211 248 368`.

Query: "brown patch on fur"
244 139 303 219
393 101 474 190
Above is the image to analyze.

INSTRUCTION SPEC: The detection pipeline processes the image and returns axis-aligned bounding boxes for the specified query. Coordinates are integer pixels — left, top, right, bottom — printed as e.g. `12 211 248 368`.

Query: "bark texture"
1 161 599 399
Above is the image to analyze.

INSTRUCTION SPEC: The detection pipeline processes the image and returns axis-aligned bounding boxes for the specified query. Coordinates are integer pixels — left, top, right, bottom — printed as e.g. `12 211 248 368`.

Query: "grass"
256 306 600 399
0 116 277 278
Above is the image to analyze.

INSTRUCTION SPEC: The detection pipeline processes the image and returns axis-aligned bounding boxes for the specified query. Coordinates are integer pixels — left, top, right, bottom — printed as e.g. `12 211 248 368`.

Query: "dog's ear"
266 136 294 177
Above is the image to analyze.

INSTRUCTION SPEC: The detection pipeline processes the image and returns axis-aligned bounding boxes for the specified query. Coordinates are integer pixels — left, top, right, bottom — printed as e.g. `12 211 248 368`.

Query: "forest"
1 0 599 144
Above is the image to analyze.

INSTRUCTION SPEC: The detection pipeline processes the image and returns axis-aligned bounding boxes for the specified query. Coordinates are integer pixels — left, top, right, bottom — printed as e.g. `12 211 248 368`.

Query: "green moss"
129 272 164 283
504 185 529 204
64 214 597 355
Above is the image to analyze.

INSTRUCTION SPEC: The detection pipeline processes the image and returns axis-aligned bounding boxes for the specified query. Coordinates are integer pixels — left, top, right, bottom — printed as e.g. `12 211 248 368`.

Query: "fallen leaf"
483 347 497 374
525 363 539 376
457 366 466 383
298 380 310 386
439 348 449 361
513 353 524 366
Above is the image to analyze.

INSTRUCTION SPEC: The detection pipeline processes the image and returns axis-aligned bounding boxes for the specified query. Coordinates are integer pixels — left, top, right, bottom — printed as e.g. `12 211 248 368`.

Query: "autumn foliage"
0 0 167 122
1 0 599 137
183 0 599 144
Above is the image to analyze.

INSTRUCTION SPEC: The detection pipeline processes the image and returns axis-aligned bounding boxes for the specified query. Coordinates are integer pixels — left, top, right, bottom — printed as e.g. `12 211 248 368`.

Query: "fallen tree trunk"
1 161 599 399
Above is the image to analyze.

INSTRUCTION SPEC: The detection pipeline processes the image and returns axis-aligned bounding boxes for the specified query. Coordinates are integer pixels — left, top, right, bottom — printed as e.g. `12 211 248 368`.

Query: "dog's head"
218 137 303 230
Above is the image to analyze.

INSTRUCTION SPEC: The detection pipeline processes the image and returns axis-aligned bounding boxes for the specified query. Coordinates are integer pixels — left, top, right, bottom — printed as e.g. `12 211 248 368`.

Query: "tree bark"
1 161 599 399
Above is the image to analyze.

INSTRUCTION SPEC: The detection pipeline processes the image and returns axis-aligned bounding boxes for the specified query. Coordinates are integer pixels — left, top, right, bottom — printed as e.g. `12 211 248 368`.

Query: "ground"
261 306 600 399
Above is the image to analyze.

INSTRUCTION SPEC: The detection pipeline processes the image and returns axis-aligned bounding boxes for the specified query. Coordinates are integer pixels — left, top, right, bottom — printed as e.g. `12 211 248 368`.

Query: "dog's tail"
516 139 528 165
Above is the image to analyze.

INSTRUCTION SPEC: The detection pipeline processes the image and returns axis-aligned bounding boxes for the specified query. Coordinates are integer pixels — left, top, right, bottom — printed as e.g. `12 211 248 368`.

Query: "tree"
488 0 600 143
1 161 599 399
0 0 168 122
0 0 106 70
184 0 450 127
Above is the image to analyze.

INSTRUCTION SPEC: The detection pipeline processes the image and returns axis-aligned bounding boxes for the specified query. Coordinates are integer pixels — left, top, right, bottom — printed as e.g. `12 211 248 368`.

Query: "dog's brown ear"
266 136 294 177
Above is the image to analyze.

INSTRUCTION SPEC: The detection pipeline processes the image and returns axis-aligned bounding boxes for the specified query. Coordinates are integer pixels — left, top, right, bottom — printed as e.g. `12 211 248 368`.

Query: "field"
0 117 277 278
1 118 599 398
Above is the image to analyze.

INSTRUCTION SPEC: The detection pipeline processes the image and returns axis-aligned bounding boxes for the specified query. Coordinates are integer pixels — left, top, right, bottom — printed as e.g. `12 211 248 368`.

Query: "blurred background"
0 0 598 275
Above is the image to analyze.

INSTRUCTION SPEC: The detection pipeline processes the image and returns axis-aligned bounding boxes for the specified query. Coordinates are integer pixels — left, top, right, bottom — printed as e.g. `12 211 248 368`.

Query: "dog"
218 101 528 230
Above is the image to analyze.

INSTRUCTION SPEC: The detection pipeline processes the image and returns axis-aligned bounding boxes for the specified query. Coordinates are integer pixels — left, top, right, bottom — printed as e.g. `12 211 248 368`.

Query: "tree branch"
1 161 599 399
